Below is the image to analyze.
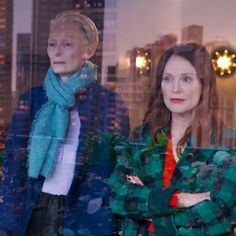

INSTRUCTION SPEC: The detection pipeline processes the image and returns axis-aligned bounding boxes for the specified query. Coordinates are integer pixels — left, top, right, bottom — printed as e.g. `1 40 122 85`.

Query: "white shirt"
42 109 80 195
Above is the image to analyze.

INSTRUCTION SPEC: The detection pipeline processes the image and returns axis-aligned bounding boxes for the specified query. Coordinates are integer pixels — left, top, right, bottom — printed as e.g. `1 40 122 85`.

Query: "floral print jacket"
108 123 236 236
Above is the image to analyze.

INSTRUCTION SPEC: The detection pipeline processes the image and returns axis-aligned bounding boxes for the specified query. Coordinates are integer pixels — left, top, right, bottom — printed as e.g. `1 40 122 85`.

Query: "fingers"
126 175 144 186
176 192 211 208
203 191 211 200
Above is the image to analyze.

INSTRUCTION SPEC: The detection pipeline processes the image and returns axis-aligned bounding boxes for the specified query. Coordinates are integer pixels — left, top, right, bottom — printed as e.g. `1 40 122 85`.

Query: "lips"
53 61 65 64
170 98 185 104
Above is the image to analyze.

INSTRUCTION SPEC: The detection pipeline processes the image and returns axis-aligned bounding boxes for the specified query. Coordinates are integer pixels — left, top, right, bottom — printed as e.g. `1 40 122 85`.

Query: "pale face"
161 55 202 117
47 24 89 82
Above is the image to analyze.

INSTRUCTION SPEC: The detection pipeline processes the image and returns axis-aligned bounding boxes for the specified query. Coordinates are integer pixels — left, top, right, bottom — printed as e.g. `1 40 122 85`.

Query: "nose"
172 80 181 93
54 45 62 56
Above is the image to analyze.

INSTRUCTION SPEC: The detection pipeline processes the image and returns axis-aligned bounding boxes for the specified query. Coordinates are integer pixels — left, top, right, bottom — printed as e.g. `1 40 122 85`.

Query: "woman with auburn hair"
109 43 236 235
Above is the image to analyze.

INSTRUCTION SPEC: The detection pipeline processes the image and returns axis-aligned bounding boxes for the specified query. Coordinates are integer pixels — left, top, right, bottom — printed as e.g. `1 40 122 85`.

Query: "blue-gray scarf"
28 61 97 178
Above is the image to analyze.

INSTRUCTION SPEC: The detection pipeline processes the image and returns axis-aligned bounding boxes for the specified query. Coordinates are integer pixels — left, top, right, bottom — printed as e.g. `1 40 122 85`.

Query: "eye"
162 74 173 82
181 75 193 83
64 42 72 47
48 42 55 47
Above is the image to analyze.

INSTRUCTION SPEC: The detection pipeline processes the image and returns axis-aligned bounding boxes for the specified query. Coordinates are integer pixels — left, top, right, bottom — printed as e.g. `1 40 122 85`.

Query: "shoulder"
129 123 152 145
76 82 116 106
19 86 46 103
113 124 150 156
14 86 47 121
82 82 115 97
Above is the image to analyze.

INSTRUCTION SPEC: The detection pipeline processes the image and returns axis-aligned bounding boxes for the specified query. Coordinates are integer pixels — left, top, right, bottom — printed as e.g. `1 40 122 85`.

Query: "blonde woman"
0 11 129 236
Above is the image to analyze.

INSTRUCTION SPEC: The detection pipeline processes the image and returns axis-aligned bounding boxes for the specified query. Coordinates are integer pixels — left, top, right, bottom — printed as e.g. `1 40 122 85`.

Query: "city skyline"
0 0 235 132
12 0 236 91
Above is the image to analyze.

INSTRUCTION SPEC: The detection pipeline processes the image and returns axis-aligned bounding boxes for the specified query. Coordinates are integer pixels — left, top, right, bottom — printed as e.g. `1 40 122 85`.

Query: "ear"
83 44 96 60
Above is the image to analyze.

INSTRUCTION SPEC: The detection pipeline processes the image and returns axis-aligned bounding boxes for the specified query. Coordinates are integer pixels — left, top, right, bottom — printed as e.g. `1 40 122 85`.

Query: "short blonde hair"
50 10 99 47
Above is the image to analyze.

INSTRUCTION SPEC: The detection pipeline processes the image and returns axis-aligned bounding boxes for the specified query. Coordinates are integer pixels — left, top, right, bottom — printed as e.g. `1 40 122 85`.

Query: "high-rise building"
31 0 74 87
16 33 31 96
101 0 117 85
182 24 203 45
74 0 105 82
0 0 13 130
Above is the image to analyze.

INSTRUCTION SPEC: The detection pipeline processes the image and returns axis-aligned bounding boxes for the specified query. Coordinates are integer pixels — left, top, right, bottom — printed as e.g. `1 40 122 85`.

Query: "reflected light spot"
217 56 231 70
136 56 147 68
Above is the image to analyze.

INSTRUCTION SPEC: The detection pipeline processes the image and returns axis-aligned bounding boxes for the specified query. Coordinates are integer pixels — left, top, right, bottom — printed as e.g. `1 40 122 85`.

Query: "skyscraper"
182 24 203 45
0 0 13 130
16 33 31 96
73 0 106 82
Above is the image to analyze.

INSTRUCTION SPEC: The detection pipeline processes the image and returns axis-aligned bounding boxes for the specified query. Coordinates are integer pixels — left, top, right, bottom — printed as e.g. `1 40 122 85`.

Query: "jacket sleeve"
171 151 236 235
0 100 30 233
0 88 45 234
108 141 177 220
177 219 233 236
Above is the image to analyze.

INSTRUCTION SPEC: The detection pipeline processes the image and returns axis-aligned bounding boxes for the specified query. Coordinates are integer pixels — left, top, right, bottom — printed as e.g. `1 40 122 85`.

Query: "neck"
170 113 192 162
171 112 192 145
60 75 69 83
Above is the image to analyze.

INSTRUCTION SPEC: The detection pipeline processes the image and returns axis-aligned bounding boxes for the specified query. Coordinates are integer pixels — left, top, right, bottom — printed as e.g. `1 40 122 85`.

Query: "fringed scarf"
28 61 97 178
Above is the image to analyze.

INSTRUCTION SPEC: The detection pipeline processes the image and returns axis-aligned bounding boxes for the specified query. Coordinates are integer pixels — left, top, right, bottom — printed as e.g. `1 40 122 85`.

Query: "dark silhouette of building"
16 33 31 96
0 0 13 130
182 24 203 45
74 0 105 80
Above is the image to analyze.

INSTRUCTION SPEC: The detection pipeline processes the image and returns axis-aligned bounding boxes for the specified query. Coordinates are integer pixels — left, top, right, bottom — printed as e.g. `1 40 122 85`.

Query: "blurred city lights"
136 56 147 69
135 49 151 76
211 47 236 78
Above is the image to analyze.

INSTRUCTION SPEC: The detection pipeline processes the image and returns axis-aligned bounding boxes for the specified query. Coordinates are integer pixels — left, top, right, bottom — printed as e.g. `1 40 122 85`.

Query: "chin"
51 67 64 73
52 68 69 75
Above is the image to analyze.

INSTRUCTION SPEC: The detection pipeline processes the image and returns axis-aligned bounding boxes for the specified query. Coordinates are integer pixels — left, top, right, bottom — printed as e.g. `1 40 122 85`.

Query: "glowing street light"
217 55 231 69
211 47 236 78
136 56 147 69
135 49 151 76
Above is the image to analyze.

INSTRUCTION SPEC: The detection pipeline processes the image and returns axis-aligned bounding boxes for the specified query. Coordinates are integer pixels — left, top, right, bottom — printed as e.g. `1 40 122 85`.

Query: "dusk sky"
13 0 236 54
116 0 236 60
12 0 236 89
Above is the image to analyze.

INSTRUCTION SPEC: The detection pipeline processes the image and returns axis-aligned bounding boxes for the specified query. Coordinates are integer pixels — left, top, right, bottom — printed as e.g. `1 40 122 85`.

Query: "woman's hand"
176 192 211 208
126 176 211 209
126 175 144 186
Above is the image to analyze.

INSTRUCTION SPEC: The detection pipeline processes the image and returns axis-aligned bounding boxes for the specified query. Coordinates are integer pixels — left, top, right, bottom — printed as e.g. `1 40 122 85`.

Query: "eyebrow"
181 73 195 76
163 72 195 76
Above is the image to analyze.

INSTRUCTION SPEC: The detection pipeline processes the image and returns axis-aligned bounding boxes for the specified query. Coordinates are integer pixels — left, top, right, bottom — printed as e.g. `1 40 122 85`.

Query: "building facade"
0 0 13 130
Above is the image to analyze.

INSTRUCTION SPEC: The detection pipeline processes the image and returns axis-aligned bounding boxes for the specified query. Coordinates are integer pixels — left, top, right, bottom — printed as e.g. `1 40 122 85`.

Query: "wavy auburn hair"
143 43 222 147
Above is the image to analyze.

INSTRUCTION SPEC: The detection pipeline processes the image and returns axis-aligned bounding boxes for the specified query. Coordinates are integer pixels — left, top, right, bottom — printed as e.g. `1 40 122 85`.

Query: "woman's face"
47 24 88 82
161 55 202 117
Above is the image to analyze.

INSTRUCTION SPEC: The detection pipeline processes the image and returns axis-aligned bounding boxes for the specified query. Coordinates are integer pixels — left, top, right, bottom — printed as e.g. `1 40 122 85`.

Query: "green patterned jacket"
108 124 236 236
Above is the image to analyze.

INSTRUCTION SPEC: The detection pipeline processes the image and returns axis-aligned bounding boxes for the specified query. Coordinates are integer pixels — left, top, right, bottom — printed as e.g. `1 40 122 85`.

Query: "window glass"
0 1 236 235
